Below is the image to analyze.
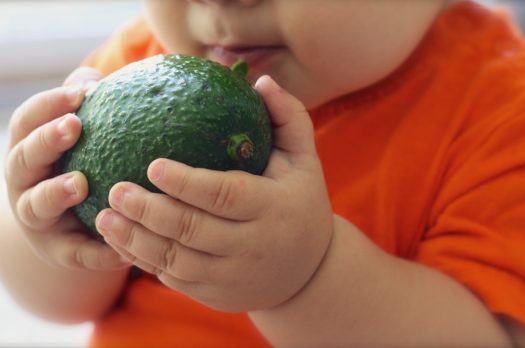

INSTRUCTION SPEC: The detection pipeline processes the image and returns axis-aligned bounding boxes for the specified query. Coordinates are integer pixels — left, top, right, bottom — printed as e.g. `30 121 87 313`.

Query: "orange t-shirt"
85 2 525 347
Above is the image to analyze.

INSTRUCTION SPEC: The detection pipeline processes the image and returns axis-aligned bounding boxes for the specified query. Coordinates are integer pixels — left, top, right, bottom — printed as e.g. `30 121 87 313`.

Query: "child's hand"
4 68 130 271
95 76 334 311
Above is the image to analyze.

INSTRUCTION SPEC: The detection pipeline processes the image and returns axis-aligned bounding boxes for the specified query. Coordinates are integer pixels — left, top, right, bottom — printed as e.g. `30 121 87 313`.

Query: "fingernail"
111 187 126 207
149 161 164 182
254 75 274 91
98 211 114 230
63 176 77 195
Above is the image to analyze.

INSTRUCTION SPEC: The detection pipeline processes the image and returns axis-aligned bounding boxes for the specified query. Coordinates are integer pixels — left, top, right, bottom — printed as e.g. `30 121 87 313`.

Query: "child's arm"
0 68 131 322
250 215 512 347
0 201 129 323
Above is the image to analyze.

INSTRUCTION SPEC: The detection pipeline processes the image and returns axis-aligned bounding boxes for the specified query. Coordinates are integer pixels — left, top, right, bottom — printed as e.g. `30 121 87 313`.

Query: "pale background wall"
0 1 524 347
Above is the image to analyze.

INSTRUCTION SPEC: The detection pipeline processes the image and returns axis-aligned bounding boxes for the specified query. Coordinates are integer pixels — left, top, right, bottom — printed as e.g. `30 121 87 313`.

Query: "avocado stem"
227 133 254 161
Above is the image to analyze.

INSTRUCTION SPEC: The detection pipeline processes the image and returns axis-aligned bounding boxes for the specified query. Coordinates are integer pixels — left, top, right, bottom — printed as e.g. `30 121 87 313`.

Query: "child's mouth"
208 45 285 71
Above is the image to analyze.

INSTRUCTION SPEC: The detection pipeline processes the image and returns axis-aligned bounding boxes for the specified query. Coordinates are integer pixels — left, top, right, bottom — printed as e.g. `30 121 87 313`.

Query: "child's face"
145 0 447 109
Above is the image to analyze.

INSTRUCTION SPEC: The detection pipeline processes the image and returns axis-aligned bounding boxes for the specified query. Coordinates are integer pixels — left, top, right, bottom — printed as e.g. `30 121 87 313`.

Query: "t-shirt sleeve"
415 93 525 326
81 17 165 77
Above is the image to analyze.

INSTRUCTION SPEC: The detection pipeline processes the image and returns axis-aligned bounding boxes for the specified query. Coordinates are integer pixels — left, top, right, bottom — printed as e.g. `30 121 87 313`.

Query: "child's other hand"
96 76 334 311
5 68 131 271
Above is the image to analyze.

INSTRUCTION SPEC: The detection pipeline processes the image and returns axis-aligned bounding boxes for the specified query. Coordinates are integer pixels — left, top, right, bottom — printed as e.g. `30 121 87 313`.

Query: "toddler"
1 0 525 346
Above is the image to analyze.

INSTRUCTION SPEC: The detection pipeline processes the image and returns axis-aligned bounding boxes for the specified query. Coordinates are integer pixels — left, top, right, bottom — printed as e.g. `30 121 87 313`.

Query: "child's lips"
208 45 285 71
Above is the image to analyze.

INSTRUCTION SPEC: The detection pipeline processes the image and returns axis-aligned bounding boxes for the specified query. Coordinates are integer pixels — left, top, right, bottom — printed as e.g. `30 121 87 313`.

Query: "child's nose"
189 0 261 7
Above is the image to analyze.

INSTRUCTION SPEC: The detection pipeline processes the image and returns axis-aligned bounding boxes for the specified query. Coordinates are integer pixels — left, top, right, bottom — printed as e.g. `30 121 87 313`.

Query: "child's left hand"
95 76 334 311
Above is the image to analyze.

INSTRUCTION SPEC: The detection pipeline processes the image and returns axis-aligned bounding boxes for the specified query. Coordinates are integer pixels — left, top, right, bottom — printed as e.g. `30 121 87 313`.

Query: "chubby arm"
250 216 512 347
0 199 129 324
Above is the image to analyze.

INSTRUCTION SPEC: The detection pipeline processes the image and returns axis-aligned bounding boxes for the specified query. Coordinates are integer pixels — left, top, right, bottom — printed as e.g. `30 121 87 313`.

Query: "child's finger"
8 86 84 149
103 182 239 256
15 172 88 230
104 238 204 296
147 159 269 220
5 114 82 191
254 75 316 156
63 67 101 88
34 215 132 270
96 210 218 282
60 236 131 270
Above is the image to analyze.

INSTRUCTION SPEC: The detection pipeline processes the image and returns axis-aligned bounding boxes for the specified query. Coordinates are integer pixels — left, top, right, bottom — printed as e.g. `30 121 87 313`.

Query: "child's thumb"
254 75 316 156
63 67 102 89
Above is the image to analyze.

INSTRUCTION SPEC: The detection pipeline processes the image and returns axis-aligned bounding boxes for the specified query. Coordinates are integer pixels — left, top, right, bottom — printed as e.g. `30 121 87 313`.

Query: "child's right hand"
4 68 131 271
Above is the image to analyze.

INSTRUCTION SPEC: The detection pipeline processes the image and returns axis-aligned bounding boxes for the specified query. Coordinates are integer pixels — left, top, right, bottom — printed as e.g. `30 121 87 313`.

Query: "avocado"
59 54 272 238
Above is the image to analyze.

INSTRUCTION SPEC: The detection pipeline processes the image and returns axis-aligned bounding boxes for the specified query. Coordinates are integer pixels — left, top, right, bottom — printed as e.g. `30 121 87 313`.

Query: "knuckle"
54 233 89 269
12 143 30 174
17 192 39 228
20 142 33 172
37 124 54 151
134 196 149 225
175 169 191 197
210 177 238 213
73 244 87 269
123 222 139 249
177 207 198 246
160 243 178 274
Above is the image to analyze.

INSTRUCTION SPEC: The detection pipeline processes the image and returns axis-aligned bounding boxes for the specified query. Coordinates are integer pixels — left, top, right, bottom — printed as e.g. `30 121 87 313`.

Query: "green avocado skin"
59 54 272 237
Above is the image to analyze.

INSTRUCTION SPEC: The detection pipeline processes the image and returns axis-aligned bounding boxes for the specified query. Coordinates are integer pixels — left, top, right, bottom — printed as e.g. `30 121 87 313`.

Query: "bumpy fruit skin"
59 54 272 237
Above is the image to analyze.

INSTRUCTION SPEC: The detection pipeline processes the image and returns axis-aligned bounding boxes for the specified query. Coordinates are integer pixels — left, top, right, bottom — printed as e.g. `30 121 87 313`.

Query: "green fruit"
59 54 272 238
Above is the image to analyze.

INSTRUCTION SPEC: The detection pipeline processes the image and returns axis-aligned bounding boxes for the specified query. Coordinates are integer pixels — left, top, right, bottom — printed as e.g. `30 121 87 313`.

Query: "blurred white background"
0 0 524 347
0 1 143 126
